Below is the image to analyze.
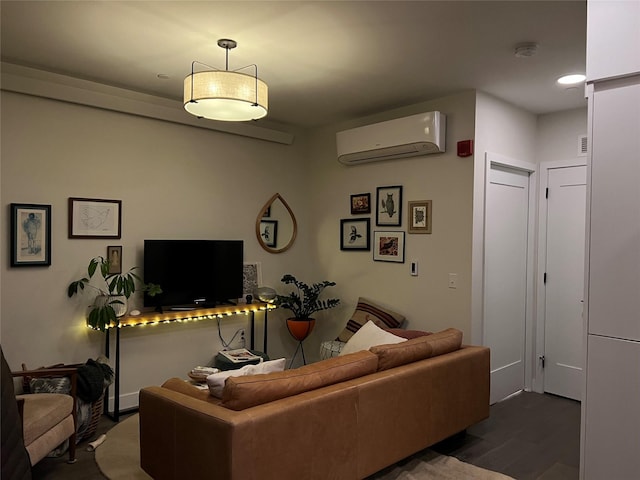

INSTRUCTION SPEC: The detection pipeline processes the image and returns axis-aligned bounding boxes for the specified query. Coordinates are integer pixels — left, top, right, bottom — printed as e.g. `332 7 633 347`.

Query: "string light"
87 303 276 330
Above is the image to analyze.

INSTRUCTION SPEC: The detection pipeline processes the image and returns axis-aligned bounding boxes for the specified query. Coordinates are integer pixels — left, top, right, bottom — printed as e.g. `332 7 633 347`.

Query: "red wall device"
457 139 474 157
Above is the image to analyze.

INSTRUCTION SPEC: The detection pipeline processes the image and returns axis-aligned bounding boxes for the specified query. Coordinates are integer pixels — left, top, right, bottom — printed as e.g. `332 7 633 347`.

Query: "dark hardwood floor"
432 391 581 480
32 391 580 480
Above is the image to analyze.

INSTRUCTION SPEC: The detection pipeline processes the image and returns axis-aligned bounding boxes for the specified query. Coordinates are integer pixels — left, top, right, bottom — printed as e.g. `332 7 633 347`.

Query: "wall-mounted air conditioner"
336 111 446 165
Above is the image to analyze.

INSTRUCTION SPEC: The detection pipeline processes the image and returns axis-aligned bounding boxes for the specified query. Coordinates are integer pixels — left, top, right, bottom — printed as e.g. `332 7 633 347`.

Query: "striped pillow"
337 298 405 342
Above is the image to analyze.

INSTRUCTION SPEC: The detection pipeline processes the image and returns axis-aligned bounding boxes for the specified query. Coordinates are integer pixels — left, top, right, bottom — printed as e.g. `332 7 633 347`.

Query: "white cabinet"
587 77 640 342
583 335 640 480
587 1 640 82
583 3 640 478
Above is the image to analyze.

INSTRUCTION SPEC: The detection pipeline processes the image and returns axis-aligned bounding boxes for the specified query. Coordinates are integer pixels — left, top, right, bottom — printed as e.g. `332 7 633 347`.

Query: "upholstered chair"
1 347 77 469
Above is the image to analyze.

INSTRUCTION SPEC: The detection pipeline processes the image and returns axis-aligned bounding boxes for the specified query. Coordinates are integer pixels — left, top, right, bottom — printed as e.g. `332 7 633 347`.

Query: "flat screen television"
143 239 244 310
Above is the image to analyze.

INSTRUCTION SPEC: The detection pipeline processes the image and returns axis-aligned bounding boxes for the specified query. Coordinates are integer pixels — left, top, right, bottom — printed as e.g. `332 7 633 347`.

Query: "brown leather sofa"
139 328 489 480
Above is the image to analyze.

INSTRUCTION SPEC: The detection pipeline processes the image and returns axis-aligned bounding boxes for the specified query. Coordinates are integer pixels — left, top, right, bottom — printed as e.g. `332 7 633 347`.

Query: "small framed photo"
69 197 122 239
350 193 371 214
262 206 271 218
340 218 370 250
408 200 433 234
107 246 122 274
373 231 405 263
376 186 402 226
260 220 278 247
11 203 52 267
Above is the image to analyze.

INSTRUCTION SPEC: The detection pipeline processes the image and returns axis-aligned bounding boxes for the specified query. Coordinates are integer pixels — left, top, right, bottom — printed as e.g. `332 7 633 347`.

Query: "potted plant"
67 256 161 331
275 274 340 341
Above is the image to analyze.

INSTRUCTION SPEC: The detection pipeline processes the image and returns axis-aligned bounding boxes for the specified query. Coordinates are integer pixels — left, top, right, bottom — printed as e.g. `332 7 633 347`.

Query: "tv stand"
100 302 274 422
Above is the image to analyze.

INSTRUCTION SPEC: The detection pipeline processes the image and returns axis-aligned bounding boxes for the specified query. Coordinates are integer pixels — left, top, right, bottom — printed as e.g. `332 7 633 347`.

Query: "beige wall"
305 91 477 355
0 91 312 407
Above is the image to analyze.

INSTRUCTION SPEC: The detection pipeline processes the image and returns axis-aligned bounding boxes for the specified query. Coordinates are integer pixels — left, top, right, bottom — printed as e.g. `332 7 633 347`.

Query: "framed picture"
340 218 370 250
373 231 405 263
408 200 433 234
376 185 402 226
243 262 263 299
259 220 278 247
350 193 371 214
262 206 271 218
10 203 52 267
107 246 122 274
69 197 121 239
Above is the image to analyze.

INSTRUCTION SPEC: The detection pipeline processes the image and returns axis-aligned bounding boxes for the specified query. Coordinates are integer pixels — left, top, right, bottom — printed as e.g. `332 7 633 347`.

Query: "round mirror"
256 193 297 253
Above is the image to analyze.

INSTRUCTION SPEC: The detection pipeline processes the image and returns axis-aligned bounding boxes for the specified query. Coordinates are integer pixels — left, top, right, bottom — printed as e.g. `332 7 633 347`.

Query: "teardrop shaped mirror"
256 193 298 253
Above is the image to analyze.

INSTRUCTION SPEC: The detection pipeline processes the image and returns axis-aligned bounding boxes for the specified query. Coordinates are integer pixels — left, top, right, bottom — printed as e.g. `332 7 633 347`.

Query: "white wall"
305 91 477 358
471 92 538 344
536 107 588 164
0 91 312 408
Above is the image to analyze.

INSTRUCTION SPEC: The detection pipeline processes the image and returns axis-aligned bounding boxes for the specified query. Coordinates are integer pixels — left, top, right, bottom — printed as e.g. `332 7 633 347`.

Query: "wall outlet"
448 273 458 289
239 329 245 342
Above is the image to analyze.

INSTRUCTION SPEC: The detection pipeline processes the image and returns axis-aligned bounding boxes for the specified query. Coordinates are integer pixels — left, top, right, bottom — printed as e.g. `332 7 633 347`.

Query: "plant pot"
286 318 316 341
95 295 128 318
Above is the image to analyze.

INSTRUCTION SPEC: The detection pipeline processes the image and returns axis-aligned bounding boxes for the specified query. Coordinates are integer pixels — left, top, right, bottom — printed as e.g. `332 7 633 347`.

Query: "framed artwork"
69 197 121 239
107 246 122 274
350 193 371 214
259 220 278 247
340 218 370 250
408 200 433 234
243 262 263 299
262 206 271 218
10 203 52 267
373 231 405 263
376 185 402 226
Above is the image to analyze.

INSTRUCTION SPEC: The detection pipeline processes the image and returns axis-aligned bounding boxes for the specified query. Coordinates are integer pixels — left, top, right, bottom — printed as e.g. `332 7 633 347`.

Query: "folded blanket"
77 359 113 402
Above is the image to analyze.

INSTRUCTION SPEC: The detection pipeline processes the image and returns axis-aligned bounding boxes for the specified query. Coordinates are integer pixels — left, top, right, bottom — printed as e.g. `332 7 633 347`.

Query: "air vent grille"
578 134 588 156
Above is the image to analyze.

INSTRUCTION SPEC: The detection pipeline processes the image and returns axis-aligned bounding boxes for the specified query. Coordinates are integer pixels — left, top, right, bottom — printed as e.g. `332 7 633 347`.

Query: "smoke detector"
514 43 539 58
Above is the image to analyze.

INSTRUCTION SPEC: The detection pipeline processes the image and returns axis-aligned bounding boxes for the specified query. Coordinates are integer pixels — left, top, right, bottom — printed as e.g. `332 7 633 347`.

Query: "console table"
97 303 274 421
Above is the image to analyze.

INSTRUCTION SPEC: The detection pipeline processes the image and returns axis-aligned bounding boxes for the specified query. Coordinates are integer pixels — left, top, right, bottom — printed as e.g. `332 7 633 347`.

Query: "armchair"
1 347 77 471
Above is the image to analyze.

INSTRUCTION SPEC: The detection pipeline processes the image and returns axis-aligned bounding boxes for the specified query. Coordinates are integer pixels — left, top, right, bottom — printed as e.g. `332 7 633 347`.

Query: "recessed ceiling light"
557 74 586 85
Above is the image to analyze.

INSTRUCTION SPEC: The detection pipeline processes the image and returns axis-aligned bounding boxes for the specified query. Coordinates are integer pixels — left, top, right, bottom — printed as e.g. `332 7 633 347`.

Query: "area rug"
95 414 150 479
96 414 513 480
368 450 515 479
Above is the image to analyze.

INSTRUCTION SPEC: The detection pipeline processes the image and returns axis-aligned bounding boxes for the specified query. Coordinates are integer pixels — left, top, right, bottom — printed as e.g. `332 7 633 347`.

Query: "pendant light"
184 39 268 122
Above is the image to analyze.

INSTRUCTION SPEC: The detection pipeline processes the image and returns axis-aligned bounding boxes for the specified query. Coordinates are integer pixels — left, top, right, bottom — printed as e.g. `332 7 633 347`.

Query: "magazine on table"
219 348 261 363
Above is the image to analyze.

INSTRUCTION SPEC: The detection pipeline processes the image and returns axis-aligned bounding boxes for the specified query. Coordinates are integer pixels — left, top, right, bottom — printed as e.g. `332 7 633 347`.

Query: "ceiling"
0 1 587 128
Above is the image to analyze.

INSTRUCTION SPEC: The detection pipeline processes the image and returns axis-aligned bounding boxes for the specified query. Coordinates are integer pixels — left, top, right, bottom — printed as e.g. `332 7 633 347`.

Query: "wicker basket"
78 394 104 442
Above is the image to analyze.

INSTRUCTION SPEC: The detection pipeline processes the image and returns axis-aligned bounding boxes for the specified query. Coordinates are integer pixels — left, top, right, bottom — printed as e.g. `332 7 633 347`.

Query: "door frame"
483 152 538 394
533 159 587 394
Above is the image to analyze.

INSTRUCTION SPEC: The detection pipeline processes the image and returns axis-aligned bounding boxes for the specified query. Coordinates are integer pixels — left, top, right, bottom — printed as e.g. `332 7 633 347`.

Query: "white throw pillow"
206 358 286 398
339 320 406 356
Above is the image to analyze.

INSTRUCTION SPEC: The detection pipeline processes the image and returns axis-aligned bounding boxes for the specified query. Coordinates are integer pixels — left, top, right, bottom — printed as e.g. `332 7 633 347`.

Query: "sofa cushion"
337 298 405 342
371 328 463 371
340 320 406 356
221 350 378 411
425 328 463 357
206 358 286 398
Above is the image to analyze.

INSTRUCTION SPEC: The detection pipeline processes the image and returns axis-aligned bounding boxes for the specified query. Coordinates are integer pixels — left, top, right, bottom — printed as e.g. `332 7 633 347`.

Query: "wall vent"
578 134 588 157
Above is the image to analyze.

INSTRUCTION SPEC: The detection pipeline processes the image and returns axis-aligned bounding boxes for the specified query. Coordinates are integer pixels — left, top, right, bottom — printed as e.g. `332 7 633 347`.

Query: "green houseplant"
276 274 340 341
67 256 161 331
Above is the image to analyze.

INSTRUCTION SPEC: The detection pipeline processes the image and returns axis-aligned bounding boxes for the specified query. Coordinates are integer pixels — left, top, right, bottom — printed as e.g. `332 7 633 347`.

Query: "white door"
543 166 587 400
484 164 530 404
